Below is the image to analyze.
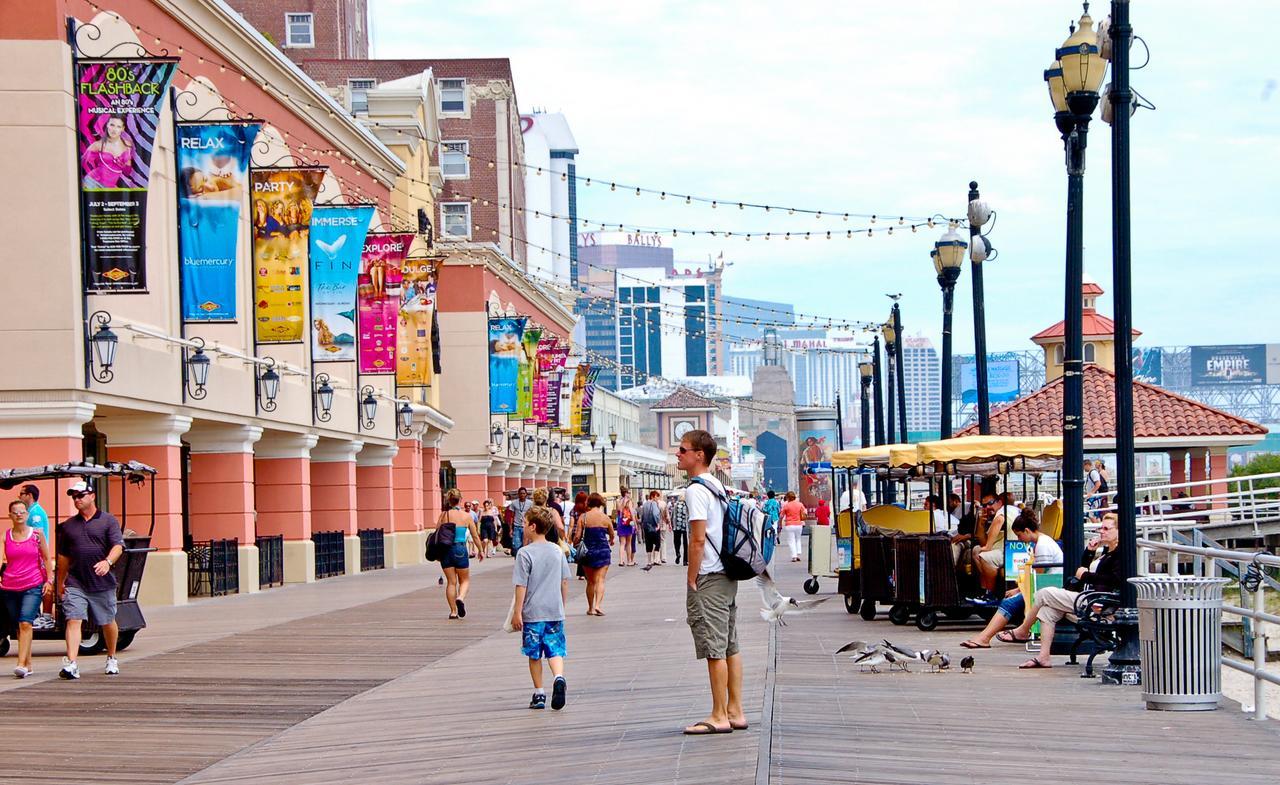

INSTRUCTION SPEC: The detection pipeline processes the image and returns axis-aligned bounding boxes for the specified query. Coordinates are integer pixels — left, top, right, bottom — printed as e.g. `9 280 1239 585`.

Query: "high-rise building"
902 335 941 441
521 112 578 286
615 267 722 389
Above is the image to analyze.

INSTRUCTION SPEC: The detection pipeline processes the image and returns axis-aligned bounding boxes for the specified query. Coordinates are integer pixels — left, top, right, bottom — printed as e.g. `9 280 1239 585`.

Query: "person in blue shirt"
18 485 48 542
762 490 781 528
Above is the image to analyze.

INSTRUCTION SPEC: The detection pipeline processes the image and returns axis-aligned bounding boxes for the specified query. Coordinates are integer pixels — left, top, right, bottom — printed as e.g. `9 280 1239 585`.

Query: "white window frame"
348 79 376 112
441 140 469 179
1054 344 1065 365
438 78 466 114
284 13 315 48
440 202 471 240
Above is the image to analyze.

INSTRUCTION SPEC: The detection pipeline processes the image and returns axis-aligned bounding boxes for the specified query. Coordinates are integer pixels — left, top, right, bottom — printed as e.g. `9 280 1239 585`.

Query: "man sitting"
960 509 1063 649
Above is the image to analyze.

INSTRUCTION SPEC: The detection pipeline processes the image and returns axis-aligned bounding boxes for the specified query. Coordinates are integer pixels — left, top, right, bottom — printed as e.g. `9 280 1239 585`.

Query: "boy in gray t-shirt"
512 507 571 710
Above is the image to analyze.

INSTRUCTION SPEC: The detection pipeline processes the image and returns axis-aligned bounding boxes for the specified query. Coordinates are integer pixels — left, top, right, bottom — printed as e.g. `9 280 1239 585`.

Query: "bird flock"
835 639 975 674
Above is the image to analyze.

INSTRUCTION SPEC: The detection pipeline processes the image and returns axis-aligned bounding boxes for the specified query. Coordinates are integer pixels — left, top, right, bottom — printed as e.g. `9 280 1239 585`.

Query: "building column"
506 465 523 493
486 460 509 504
533 467 551 492
422 438 442 533
1189 448 1208 499
97 413 192 606
391 437 424 567
0 401 96 510
1169 449 1187 488
255 432 319 583
311 438 363 576
357 443 397 565
186 423 263 593
1208 447 1230 511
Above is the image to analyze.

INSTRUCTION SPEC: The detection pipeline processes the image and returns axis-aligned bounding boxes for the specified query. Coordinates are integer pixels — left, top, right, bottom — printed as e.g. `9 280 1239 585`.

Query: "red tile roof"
1031 311 1142 341
956 364 1268 440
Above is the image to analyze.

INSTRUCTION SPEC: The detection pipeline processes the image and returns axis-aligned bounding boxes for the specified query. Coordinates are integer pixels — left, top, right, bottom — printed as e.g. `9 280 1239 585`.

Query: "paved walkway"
3 544 1278 784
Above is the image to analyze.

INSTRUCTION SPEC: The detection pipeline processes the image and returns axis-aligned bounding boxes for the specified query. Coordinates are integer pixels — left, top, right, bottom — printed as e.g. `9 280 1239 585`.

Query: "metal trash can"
1130 576 1229 711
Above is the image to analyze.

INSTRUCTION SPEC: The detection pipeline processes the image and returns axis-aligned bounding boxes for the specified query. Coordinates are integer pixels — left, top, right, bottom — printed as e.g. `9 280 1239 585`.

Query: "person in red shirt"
780 492 807 562
814 498 831 527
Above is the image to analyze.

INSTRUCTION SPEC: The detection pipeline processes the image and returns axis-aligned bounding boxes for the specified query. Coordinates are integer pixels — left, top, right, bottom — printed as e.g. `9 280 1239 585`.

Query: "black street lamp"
881 322 897 446
588 431 617 493
184 337 211 401
397 401 415 437
87 310 118 384
934 228 966 439
892 302 907 443
257 360 280 413
359 386 379 431
859 360 874 502
967 182 996 434
491 423 506 451
871 335 889 504
1046 2 1107 574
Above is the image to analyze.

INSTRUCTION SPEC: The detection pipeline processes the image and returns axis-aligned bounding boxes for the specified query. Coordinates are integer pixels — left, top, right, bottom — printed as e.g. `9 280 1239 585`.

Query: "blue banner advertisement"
959 359 1020 404
1190 344 1267 386
308 205 374 362
489 317 526 414
176 122 260 321
1132 347 1163 385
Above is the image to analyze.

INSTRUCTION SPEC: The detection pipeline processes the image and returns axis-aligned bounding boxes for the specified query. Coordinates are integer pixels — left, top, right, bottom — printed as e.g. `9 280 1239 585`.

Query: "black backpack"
425 518 457 562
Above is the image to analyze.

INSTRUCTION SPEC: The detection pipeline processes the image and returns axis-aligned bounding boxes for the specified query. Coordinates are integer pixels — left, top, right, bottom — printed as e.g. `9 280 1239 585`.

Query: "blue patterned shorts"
521 620 566 660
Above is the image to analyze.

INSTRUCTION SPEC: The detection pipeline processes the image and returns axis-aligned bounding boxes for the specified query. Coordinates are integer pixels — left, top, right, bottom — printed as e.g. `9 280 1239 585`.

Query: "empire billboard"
1190 345 1268 386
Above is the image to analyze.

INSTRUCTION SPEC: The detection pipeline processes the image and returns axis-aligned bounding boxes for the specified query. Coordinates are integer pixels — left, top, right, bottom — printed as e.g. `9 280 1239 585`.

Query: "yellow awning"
915 435 1062 464
831 443 916 468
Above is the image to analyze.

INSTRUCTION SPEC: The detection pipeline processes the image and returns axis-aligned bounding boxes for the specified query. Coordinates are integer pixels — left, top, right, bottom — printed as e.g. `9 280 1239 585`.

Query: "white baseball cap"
66 480 95 496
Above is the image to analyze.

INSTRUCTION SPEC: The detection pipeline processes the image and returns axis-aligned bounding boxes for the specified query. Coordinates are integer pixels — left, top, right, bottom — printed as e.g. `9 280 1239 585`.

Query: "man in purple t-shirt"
55 480 124 680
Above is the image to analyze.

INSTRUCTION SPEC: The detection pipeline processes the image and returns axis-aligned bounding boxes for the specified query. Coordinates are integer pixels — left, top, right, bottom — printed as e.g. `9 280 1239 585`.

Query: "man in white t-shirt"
838 484 867 514
679 428 745 736
924 494 959 535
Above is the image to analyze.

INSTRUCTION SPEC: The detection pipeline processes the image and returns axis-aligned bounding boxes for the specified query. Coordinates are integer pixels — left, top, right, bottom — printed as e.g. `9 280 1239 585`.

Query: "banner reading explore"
176 122 261 320
309 205 374 362
357 233 414 374
76 59 177 292
251 167 325 343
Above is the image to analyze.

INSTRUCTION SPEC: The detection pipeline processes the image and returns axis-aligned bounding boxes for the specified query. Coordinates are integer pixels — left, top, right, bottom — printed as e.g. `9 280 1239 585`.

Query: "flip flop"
960 640 991 649
683 721 733 735
730 721 749 730
1018 659 1052 669
997 631 1031 643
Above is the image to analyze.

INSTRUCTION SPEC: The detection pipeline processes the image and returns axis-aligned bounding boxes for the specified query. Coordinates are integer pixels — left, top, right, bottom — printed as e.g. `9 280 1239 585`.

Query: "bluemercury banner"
397 257 437 387
516 325 542 419
308 204 374 362
251 167 324 343
357 232 413 374
76 59 178 291
489 317 526 414
176 122 260 321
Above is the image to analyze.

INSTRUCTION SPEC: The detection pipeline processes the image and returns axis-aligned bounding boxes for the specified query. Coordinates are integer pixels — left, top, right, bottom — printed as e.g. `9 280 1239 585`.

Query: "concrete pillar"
311 438 363 576
422 442 442 532
506 466 523 493
97 413 192 606
255 432 318 583
356 443 396 565
187 423 263 593
391 437 424 566
485 460 508 505
1169 450 1187 488
1189 448 1208 498
0 401 96 524
1208 447 1230 511
453 459 492 506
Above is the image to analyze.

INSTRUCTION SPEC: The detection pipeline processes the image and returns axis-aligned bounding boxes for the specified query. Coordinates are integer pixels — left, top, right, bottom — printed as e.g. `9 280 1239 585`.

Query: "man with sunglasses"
55 480 124 679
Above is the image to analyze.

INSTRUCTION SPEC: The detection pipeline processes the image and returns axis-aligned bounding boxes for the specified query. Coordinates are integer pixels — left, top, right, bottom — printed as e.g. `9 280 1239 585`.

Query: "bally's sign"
577 231 665 248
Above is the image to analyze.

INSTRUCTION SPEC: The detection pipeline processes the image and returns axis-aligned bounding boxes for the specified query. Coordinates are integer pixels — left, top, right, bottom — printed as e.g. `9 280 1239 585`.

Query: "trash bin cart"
804 523 837 594
1130 576 1230 712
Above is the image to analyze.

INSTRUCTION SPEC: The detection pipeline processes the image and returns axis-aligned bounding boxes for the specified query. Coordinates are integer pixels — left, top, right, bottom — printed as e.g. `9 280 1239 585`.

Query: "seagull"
886 293 903 301
883 639 927 665
927 651 951 672
836 640 891 673
756 571 831 625
960 655 975 673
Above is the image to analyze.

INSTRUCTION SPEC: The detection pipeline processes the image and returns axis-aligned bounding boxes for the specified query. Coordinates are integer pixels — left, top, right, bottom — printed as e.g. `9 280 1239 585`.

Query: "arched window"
1054 344 1065 365
1084 343 1096 363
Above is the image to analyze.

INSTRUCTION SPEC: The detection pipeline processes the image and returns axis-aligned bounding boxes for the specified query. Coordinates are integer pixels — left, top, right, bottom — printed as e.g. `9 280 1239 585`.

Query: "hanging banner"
528 335 558 425
76 58 178 292
251 167 324 343
569 364 590 436
579 365 602 437
357 232 414 374
538 342 570 426
517 326 542 419
308 204 374 362
396 256 438 386
489 317 527 414
176 122 260 320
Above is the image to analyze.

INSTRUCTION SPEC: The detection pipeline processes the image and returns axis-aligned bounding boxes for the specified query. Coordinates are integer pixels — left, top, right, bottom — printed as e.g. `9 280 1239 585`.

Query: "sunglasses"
70 492 90 500
677 446 691 454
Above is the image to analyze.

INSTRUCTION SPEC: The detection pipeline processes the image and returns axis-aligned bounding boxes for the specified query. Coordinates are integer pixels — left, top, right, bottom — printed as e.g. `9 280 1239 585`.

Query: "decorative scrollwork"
253 153 323 170
172 89 257 123
71 20 169 59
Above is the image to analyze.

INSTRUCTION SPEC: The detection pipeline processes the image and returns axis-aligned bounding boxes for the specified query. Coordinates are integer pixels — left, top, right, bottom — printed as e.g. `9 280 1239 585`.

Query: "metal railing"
256 534 284 588
187 538 239 597
312 530 346 579
358 528 385 571
1138 537 1280 721
1096 471 1280 538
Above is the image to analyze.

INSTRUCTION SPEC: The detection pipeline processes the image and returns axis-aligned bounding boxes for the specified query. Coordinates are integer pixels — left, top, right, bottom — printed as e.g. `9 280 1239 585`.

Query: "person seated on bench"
1003 513 1123 669
960 509 1063 649
973 492 1019 596
925 494 959 536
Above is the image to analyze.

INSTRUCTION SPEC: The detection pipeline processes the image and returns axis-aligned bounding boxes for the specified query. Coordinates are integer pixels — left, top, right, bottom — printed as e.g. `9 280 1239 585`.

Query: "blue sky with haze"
371 0 1278 353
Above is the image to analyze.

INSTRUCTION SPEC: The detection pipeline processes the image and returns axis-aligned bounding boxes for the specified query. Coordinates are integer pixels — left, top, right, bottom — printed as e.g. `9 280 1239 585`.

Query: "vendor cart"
0 460 157 656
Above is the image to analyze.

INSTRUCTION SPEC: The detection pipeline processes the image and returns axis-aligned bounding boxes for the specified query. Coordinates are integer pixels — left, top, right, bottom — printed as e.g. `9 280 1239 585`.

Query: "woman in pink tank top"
1 500 54 678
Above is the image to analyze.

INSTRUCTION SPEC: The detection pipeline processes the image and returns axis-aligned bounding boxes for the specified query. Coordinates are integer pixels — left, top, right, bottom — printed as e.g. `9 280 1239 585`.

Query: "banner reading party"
176 122 260 320
76 59 178 291
308 205 374 362
489 317 527 414
516 325 542 419
251 167 324 343
396 257 438 387
357 232 414 374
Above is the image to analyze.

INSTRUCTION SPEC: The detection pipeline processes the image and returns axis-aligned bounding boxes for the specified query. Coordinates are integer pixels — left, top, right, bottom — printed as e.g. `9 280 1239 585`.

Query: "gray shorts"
62 585 117 625
686 572 739 660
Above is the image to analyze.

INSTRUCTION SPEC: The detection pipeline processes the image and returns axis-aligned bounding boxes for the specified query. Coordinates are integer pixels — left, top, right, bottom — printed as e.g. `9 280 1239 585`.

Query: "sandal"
1018 659 1052 669
960 640 991 649
683 721 733 735
729 721 749 730
996 631 1030 643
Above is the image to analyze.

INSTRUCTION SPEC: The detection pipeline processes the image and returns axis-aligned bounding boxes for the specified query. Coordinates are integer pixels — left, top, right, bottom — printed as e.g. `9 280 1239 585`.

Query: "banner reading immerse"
308 205 374 362
76 59 178 292
357 232 414 374
251 167 325 343
176 122 260 321
489 317 526 414
396 257 437 387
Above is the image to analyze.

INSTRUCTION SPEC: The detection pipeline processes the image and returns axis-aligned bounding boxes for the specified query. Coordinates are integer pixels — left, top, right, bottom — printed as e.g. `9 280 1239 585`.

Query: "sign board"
959 359 1020 404
1268 344 1280 385
577 231 665 248
1190 345 1267 386
730 462 755 481
1132 347 1162 385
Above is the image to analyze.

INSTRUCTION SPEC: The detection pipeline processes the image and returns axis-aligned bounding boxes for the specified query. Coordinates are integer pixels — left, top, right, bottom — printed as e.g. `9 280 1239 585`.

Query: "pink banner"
357 232 414 374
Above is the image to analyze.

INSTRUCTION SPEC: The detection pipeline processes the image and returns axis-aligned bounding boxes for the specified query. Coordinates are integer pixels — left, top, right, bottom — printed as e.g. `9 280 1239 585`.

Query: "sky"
370 0 1279 354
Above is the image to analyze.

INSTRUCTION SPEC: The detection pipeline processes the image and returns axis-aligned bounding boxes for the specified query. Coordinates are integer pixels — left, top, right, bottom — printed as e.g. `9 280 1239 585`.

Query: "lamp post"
859 361 874 502
589 431 617 493
881 322 897 446
934 230 966 439
967 182 995 434
1046 2 1107 575
872 335 891 504
892 303 907 443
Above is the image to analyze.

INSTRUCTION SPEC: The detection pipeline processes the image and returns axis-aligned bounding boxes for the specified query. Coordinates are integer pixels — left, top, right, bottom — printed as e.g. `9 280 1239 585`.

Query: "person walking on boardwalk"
670 491 689 566
614 487 636 566
572 492 615 615
680 429 747 735
2 500 54 678
508 487 533 556
438 488 484 620
479 499 499 558
512 506 572 710
780 491 807 562
55 480 124 679
639 490 664 570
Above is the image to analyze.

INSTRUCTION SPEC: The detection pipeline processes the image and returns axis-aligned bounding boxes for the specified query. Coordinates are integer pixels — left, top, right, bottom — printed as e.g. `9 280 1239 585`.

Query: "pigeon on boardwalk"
927 651 951 672
756 572 831 625
960 656 975 673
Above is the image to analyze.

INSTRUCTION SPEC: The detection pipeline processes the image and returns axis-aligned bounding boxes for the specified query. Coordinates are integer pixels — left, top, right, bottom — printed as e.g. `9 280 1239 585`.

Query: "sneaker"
529 692 546 710
105 657 120 676
31 613 55 631
13 666 31 679
456 599 466 619
551 676 567 710
59 658 79 680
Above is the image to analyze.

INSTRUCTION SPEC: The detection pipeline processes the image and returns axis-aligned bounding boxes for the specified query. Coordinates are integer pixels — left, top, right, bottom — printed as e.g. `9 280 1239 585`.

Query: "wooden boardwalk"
3 547 1277 784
